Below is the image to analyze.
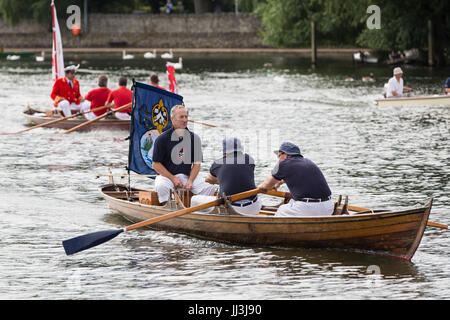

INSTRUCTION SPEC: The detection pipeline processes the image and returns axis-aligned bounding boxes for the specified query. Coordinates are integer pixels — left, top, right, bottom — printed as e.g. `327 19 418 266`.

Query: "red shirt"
50 77 82 107
85 87 112 116
152 84 167 91
107 86 132 113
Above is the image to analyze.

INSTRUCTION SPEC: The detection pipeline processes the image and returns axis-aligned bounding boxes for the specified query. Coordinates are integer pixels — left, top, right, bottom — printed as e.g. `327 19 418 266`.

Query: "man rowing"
190 137 262 215
385 67 413 98
83 75 111 120
258 142 333 217
150 74 167 91
152 105 216 205
50 65 91 117
105 77 133 120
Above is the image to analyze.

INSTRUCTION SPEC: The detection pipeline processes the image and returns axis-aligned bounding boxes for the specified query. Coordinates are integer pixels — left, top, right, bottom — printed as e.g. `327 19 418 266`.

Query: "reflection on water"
0 53 449 299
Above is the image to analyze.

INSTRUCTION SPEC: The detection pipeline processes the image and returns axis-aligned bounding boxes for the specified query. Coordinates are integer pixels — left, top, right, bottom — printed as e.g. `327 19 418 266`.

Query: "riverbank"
2 47 365 53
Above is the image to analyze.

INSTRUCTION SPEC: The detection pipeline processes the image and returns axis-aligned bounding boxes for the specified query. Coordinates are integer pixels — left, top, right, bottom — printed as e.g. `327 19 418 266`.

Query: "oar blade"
62 228 124 255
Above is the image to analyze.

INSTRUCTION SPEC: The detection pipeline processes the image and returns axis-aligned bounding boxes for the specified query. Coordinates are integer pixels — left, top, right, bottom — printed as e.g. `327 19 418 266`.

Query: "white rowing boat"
375 94 450 107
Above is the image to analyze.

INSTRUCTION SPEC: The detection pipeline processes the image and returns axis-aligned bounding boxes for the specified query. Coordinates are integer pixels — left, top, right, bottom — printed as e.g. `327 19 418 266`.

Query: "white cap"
222 137 243 154
393 67 403 75
64 64 80 72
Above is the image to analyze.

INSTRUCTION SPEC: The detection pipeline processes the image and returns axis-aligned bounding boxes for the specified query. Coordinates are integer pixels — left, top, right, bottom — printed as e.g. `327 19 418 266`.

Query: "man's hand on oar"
62 188 262 255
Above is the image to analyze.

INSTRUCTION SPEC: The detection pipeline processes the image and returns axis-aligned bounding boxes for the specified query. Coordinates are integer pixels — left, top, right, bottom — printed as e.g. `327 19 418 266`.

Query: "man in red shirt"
106 77 133 120
50 65 91 117
84 75 111 120
150 74 167 90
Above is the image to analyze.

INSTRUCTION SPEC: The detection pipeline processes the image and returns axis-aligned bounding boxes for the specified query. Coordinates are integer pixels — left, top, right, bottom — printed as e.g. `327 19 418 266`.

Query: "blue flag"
128 81 183 176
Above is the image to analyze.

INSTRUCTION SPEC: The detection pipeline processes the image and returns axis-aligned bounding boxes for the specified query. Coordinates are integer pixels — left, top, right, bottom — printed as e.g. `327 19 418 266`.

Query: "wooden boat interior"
101 183 390 217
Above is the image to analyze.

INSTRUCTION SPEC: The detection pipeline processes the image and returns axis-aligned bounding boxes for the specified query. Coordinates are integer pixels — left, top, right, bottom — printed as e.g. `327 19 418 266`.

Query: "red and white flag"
166 64 178 94
51 0 64 82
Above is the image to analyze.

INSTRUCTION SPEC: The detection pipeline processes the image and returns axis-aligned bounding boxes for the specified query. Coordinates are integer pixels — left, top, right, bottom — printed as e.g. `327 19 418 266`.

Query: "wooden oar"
0 105 110 135
63 103 131 134
265 189 448 229
187 119 229 128
62 188 262 255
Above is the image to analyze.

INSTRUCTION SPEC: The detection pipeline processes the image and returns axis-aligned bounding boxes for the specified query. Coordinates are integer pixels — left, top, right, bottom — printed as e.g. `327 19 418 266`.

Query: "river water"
0 52 448 300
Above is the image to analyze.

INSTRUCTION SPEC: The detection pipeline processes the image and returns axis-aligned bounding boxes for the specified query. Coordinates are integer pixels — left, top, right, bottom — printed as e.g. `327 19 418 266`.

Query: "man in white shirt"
386 67 413 98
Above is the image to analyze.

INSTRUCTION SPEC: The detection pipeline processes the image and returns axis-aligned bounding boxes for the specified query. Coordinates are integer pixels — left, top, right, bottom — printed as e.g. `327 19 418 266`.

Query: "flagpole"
51 0 65 82
127 78 138 192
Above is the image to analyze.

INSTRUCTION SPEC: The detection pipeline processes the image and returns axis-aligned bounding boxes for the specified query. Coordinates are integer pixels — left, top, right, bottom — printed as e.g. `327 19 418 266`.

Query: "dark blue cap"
274 142 302 156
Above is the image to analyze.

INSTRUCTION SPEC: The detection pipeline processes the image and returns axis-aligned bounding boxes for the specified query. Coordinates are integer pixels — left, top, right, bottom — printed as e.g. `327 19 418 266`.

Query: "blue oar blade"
62 229 124 255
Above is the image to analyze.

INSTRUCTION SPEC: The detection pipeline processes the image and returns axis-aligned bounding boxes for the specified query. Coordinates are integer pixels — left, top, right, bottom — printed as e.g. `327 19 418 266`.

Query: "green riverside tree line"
0 0 448 66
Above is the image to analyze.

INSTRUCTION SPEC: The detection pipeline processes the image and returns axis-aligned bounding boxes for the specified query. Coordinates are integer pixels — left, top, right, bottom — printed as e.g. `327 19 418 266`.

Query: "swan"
161 49 173 59
144 49 156 59
6 55 21 61
35 51 45 62
166 57 182 70
122 50 134 60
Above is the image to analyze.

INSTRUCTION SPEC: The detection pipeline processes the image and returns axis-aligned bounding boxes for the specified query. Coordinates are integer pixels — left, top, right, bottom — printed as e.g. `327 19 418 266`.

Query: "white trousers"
57 100 91 118
190 195 262 215
114 111 131 120
275 199 334 217
154 174 216 203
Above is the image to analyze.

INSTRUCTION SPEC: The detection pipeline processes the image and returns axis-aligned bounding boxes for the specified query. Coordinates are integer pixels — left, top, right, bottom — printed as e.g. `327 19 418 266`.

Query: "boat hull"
375 95 450 107
24 111 129 131
101 185 432 261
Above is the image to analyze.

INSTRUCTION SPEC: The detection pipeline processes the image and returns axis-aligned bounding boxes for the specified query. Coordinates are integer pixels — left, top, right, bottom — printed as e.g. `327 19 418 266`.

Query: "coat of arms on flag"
128 81 183 176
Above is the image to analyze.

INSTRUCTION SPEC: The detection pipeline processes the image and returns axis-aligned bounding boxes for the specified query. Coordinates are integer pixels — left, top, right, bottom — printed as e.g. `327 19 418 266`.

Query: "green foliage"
256 0 367 47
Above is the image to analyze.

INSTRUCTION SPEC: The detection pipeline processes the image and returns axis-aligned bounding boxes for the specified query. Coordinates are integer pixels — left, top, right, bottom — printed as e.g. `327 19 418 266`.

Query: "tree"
255 0 366 48
356 0 450 66
255 0 449 65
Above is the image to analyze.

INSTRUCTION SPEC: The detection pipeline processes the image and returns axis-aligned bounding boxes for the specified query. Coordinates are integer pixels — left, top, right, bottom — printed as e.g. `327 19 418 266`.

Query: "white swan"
166 57 183 70
6 55 21 61
161 49 173 59
35 51 45 62
122 50 134 60
144 49 156 59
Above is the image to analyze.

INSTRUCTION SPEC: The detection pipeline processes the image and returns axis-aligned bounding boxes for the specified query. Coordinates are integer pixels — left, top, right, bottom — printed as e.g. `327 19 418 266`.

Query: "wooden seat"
138 191 161 206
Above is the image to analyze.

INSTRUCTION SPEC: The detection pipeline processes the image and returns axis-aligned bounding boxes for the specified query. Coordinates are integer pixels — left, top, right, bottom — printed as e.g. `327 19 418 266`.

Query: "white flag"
51 0 64 82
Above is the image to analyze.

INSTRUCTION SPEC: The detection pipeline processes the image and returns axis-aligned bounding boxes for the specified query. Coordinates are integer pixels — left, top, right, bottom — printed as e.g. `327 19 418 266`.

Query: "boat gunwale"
100 185 430 225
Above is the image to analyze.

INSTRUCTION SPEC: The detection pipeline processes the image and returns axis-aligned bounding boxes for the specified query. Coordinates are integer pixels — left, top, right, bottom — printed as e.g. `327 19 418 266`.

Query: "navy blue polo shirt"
271 156 331 200
210 152 256 200
152 127 202 176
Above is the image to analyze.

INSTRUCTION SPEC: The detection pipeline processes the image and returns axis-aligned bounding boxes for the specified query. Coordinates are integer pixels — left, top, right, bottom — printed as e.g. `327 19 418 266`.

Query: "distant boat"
161 49 173 59
353 51 378 64
388 49 419 65
122 50 134 60
166 57 182 70
375 95 450 107
144 50 157 59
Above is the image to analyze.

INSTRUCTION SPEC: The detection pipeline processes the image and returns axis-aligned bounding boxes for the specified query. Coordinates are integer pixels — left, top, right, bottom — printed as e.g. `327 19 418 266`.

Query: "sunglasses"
277 151 286 157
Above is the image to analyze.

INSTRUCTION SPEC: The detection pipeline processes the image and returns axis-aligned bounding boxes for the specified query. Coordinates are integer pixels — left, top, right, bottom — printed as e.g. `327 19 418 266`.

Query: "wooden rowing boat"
375 94 450 107
100 183 432 261
23 107 129 131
